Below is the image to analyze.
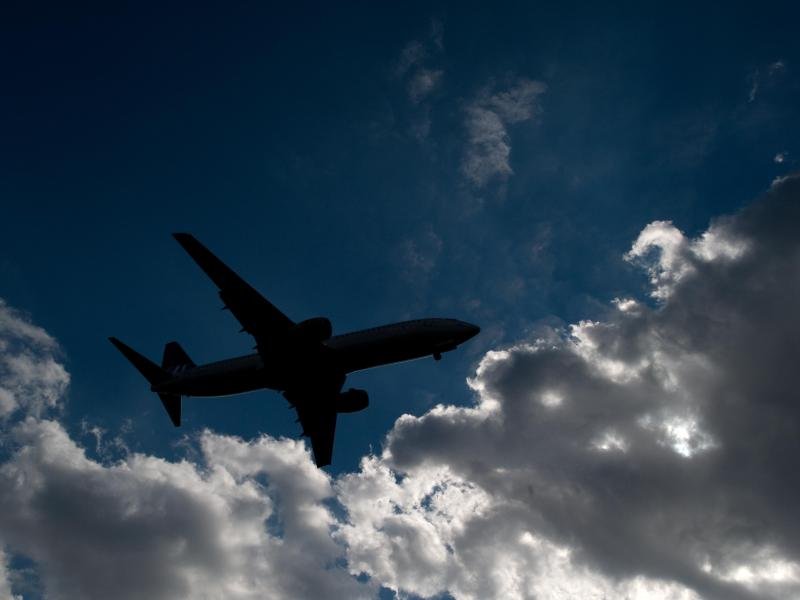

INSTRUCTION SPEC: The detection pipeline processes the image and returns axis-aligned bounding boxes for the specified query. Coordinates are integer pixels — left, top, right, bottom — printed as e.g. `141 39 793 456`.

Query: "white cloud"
624 218 749 299
462 78 546 187
0 308 370 599
4 175 800 599
0 300 69 419
348 174 800 600
0 417 370 600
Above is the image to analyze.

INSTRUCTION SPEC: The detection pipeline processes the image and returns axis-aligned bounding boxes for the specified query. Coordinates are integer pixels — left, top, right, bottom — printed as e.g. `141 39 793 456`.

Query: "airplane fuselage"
111 232 481 467
153 318 478 398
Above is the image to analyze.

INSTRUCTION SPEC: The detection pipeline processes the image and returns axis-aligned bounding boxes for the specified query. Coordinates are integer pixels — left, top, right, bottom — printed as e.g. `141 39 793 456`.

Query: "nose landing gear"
433 352 442 361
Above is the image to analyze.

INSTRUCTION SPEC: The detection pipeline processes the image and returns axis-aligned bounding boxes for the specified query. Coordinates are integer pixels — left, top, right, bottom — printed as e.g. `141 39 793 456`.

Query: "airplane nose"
460 321 480 341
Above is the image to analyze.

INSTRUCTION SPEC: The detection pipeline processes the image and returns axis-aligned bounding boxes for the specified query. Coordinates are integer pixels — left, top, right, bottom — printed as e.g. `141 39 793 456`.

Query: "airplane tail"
157 393 181 427
162 341 195 372
109 337 182 427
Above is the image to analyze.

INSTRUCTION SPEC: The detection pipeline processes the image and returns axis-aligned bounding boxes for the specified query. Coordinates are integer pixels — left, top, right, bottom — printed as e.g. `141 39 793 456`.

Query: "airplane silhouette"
110 234 480 467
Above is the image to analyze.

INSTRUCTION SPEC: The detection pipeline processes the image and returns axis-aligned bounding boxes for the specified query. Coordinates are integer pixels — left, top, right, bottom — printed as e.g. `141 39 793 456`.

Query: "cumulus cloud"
0 300 69 419
461 78 546 187
0 417 370 600
342 174 800 599
0 304 369 599
4 175 800 599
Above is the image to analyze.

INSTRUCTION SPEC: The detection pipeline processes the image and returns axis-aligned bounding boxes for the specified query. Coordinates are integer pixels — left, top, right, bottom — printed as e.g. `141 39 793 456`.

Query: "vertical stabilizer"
109 337 182 427
162 341 195 372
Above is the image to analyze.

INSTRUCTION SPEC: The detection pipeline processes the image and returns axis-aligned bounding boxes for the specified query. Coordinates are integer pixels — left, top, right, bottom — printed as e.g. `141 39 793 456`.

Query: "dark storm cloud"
341 175 800 599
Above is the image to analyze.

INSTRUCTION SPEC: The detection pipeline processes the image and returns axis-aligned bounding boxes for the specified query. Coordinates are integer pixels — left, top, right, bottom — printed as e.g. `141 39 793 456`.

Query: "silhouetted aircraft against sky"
110 234 480 467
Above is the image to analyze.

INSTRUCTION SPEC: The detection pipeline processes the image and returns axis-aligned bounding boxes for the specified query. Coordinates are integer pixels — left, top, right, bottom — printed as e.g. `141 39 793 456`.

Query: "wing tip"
172 232 194 244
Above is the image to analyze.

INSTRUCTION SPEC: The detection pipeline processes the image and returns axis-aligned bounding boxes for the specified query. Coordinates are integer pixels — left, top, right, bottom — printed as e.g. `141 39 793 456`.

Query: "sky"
1 2 800 599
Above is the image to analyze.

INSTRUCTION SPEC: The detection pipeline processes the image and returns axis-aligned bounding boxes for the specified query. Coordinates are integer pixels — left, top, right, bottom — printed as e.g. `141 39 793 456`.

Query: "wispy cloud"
397 226 443 282
394 19 445 139
395 40 426 79
461 78 547 187
748 59 786 103
407 68 443 105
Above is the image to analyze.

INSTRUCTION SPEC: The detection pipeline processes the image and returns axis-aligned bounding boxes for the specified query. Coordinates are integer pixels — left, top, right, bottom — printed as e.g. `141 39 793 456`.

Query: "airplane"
110 233 480 467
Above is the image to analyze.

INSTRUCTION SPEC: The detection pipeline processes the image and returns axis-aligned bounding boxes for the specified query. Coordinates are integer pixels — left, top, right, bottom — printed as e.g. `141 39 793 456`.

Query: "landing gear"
433 352 442 361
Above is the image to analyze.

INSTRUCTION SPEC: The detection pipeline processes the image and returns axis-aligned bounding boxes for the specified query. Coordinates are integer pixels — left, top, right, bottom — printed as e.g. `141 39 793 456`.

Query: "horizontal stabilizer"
109 337 169 385
158 393 181 427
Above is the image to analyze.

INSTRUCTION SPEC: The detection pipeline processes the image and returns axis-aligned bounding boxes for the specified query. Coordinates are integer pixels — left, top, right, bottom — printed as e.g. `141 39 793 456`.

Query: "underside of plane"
110 234 479 467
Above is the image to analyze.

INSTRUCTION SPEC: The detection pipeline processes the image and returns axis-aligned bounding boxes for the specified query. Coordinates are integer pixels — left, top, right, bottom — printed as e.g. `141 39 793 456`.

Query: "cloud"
395 21 444 104
0 307 370 599
0 417 371 600
407 68 443 105
4 176 800 599
0 300 69 419
395 40 427 78
341 174 800 599
768 60 785 76
747 71 759 103
394 20 445 139
461 78 546 188
0 549 21 600
396 226 443 284
747 59 786 103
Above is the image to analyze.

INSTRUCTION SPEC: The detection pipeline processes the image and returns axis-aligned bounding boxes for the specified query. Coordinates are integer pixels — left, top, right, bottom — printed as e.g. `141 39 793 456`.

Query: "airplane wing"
284 390 338 468
173 233 294 349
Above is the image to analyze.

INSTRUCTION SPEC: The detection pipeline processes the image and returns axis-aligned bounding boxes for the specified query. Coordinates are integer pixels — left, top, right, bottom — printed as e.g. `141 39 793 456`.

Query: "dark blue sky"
1 2 798 474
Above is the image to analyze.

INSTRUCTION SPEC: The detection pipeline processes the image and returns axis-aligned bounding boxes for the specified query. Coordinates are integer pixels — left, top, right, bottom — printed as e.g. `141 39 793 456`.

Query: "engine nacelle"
292 317 332 343
336 388 369 413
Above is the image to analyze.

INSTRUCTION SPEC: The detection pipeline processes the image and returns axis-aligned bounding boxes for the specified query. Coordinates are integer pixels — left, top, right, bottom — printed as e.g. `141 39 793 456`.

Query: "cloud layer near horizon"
2 175 800 599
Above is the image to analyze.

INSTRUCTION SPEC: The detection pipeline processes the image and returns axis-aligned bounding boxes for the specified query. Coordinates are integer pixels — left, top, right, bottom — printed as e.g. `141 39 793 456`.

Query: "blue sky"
1 3 800 599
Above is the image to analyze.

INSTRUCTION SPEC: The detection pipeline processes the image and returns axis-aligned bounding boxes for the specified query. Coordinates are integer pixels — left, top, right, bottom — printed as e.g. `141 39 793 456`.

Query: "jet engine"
336 388 369 413
292 317 333 343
